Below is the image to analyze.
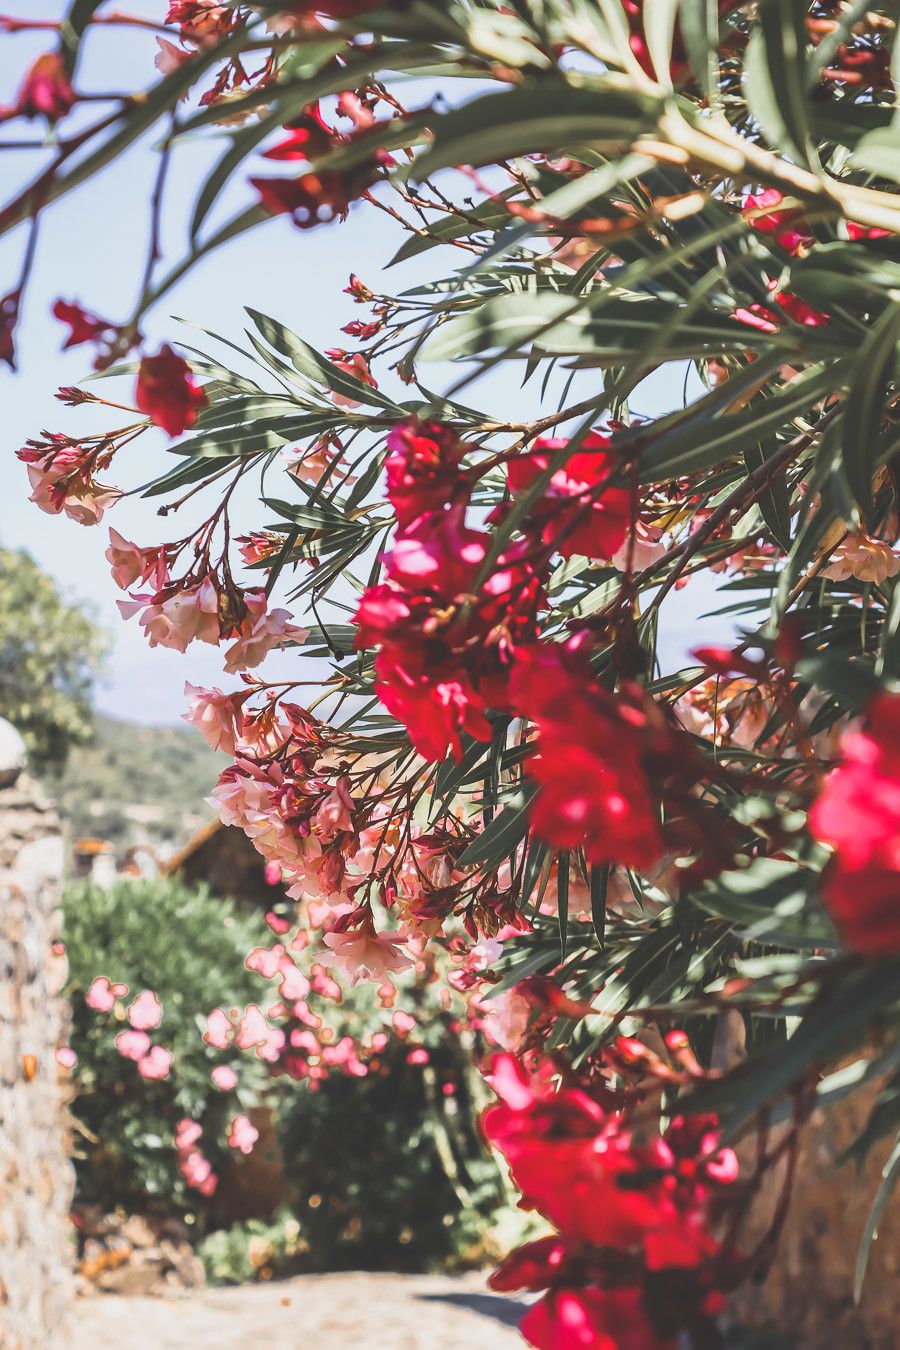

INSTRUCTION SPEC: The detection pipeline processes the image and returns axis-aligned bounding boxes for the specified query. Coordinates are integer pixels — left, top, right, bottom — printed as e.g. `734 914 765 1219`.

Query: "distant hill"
45 714 225 856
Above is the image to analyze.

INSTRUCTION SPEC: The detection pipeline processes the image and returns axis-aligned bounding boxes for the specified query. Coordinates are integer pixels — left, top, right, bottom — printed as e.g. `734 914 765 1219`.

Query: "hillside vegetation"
46 714 223 855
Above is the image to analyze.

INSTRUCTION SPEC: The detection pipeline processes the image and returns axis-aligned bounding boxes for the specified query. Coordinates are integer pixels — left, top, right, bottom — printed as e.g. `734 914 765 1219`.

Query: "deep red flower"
135 344 206 438
520 1285 676 1350
262 107 333 161
489 1236 571 1294
15 52 75 123
374 643 492 762
52 299 118 352
511 646 665 869
809 691 900 954
507 434 630 561
743 189 814 255
385 418 468 526
847 221 892 242
251 169 365 228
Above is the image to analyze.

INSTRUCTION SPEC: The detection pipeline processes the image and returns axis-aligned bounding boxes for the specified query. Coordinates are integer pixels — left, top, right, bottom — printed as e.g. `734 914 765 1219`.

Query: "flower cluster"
485 1052 739 1350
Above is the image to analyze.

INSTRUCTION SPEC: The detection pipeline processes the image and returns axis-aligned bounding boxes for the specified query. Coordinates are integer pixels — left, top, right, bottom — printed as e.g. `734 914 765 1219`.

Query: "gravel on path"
65 1270 528 1350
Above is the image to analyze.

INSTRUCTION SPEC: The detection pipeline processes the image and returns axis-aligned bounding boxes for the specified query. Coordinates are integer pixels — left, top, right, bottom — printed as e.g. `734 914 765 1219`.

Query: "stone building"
0 720 73 1347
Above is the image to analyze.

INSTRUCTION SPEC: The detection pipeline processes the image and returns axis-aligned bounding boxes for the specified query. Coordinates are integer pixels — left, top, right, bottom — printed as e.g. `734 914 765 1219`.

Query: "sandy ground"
65 1271 528 1349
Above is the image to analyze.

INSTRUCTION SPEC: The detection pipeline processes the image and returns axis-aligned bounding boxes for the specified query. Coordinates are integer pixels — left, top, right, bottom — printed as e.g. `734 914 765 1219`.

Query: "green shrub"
198 1211 307 1285
63 877 269 1214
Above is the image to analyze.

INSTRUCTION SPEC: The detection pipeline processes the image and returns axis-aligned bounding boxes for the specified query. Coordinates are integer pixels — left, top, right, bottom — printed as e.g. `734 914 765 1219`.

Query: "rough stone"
0 760 74 1348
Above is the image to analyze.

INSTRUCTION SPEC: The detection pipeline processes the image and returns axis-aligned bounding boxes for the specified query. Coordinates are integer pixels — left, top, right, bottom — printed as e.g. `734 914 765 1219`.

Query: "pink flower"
85 976 117 1013
154 36 192 75
313 777 355 842
138 1045 173 1080
211 1065 238 1091
246 945 284 979
175 1118 203 1151
115 1030 151 1061
119 576 220 652
205 1007 233 1049
265 910 290 934
183 682 244 754
128 990 163 1030
320 928 412 986
222 589 308 673
821 532 900 584
227 1113 259 1154
23 445 121 525
611 520 667 572
327 350 378 408
56 1047 77 1070
277 957 310 1001
392 1010 417 1036
106 528 168 591
234 1003 271 1050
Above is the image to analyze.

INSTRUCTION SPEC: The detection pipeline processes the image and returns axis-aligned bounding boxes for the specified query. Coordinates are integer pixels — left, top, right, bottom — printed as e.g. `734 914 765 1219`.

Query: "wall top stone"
0 718 27 790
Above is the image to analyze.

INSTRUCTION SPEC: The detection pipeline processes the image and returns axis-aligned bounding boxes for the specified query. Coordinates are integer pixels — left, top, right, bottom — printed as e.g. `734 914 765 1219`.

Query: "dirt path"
66 1271 528 1349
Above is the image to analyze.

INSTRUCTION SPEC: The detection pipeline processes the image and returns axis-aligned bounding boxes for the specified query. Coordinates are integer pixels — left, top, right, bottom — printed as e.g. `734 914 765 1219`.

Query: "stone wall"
0 765 74 1348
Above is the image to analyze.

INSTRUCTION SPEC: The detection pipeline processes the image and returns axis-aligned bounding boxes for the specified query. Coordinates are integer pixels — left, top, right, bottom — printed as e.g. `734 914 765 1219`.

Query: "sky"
0 5 729 726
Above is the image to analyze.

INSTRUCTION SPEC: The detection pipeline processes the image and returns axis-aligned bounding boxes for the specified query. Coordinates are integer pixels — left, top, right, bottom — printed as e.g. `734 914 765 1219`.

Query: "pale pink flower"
234 1003 270 1050
115 1029 151 1061
329 351 377 409
182 682 244 754
211 1065 238 1091
85 976 116 1013
391 1010 417 1036
204 1007 233 1049
611 520 667 572
481 987 530 1051
822 531 900 584
320 929 412 986
283 440 340 487
407 1047 429 1066
138 1045 173 1080
119 576 220 652
127 990 163 1030
227 1114 259 1154
56 1046 77 1070
314 777 355 843
222 589 308 673
24 448 121 525
265 909 290 934
277 957 310 1001
154 36 192 75
106 527 168 591
245 944 284 979
264 865 283 888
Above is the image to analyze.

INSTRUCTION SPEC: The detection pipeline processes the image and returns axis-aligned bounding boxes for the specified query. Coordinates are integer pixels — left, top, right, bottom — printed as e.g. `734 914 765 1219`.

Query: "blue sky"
0 5 727 724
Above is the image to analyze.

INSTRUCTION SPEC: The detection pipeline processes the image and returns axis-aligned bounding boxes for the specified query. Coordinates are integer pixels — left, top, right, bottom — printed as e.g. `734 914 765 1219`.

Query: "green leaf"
590 864 610 946
557 853 570 961
743 441 792 551
744 0 817 169
412 79 662 180
246 309 404 411
855 1133 900 1304
60 0 103 66
677 0 720 98
457 792 533 868
841 302 900 515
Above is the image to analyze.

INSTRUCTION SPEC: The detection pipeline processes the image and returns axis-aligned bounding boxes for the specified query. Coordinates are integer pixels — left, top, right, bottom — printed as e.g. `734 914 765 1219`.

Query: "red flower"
507 434 630 561
512 646 665 869
374 643 492 762
135 344 206 438
251 170 364 228
15 52 75 123
263 108 333 161
520 1285 675 1350
809 692 900 954
385 418 468 526
743 189 813 255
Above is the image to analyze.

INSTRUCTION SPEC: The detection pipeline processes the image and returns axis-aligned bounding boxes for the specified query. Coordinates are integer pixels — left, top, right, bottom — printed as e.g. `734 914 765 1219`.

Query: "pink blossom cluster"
84 980 172 1081
175 1119 218 1197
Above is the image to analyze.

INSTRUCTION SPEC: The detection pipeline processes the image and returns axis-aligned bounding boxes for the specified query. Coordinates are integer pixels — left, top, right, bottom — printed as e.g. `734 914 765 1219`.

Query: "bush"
63 877 269 1214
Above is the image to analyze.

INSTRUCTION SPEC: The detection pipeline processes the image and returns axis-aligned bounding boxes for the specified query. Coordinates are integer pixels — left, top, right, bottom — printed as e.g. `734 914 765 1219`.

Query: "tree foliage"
0 547 106 772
